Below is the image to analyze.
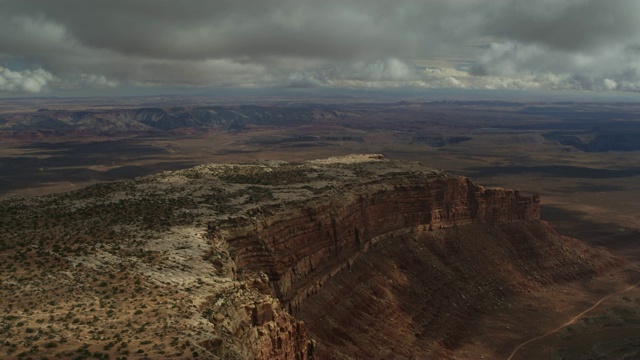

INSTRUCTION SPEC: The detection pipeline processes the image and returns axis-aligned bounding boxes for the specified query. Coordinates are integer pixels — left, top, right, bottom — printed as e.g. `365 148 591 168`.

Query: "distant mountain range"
0 105 320 133
2 102 640 152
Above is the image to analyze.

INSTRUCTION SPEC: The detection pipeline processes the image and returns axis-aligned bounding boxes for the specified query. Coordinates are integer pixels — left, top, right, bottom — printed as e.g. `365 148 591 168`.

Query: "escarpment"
220 175 540 313
297 221 621 359
0 154 621 359
203 155 618 358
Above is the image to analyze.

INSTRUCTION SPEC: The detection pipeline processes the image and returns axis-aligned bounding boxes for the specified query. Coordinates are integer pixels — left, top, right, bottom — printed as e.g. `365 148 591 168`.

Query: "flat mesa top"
0 154 450 223
307 153 385 165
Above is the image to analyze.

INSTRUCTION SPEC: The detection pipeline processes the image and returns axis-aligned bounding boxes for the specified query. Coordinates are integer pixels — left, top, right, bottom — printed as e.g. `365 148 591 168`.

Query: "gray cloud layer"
1 0 639 94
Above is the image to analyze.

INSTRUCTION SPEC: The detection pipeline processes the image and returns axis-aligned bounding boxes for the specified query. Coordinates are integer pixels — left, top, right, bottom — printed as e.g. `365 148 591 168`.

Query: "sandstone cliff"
219 169 540 314
297 220 619 358
0 154 620 359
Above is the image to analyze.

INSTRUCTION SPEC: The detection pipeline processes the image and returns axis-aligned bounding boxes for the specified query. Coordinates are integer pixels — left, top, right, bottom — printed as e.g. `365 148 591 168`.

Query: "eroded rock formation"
202 155 617 358
221 175 540 314
297 221 620 358
0 154 620 359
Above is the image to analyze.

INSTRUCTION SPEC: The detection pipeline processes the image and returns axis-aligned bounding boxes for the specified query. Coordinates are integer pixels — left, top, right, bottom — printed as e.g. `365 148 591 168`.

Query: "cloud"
0 66 54 93
1 0 640 94
471 41 640 91
325 59 420 84
471 0 640 92
485 0 640 52
419 66 568 91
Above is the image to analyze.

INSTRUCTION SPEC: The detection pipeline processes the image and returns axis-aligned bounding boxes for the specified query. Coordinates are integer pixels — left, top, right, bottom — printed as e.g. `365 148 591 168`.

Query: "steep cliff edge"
297 221 620 358
0 154 620 359
219 169 540 314
205 155 617 358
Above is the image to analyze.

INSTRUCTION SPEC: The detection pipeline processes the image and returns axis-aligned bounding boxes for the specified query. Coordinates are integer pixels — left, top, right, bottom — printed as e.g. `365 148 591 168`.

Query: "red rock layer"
296 220 621 359
223 176 540 313
198 286 312 360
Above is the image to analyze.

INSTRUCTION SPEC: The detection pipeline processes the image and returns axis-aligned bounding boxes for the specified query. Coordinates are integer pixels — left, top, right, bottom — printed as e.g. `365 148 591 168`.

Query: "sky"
1 0 640 98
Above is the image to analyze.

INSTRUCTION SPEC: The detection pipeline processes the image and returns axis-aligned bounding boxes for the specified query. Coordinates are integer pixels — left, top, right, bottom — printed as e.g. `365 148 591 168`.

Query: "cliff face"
297 221 620 358
0 154 618 359
198 286 311 360
222 175 540 314
205 156 618 358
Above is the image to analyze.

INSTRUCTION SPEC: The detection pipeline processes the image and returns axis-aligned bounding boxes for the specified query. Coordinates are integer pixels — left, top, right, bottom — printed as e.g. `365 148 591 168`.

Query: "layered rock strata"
297 221 620 358
203 155 616 358
220 170 540 314
198 286 311 360
0 154 618 359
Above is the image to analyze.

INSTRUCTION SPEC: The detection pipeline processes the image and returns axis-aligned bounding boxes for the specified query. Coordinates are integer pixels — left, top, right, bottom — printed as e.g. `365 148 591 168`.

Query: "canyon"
0 154 625 359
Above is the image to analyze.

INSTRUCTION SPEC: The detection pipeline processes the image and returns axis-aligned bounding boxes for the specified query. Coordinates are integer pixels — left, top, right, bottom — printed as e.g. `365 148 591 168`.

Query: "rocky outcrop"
199 286 311 360
199 156 618 358
218 170 540 315
0 154 621 359
297 220 621 358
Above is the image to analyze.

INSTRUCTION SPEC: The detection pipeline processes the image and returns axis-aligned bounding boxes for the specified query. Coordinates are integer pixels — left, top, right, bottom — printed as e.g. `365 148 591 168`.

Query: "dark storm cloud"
486 0 640 51
1 0 640 94
2 0 432 60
